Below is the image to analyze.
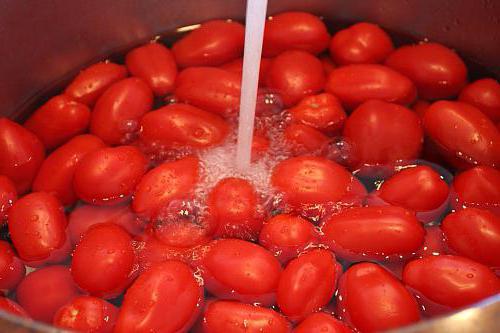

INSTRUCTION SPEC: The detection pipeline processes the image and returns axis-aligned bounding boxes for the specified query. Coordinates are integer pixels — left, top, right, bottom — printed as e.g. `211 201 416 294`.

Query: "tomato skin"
90 77 153 145
220 57 272 85
263 12 330 57
265 50 325 107
460 78 500 122
385 43 467 100
451 166 500 213
403 255 500 309
0 297 29 318
0 175 17 223
0 118 45 194
32 134 106 206
0 241 25 290
251 133 270 161
53 296 118 333
320 55 336 76
115 261 204 333
412 99 430 118
284 124 330 154
200 300 291 333
64 62 128 106
321 206 424 261
343 100 423 167
423 101 500 168
73 146 147 205
293 313 353 333
16 266 80 323
329 22 394 65
337 263 420 333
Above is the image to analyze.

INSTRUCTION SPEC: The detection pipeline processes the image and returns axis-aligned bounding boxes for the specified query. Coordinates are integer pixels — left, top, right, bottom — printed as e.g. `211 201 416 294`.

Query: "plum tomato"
284 124 330 154
412 99 430 118
220 57 272 85
451 166 500 213
251 132 270 161
0 241 25 291
0 175 17 223
293 312 353 333
0 297 29 318
459 78 500 122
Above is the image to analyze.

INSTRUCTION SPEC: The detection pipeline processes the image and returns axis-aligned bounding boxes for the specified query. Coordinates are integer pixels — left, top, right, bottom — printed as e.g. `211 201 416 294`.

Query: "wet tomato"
459 78 500 122
0 175 17 223
0 241 25 291
284 123 330 154
0 297 28 318
412 99 430 118
451 166 500 213
220 57 272 85
293 312 353 333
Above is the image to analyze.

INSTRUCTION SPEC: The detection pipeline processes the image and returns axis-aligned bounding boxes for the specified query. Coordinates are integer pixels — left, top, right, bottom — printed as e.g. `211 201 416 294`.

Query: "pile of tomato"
1 11 500 333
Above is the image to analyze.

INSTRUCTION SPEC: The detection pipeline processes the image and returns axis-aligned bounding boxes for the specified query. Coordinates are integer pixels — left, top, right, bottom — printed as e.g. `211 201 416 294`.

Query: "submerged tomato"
220 57 272 85
0 240 25 290
0 175 17 222
294 313 353 333
284 123 330 154
451 166 500 213
459 78 500 122
0 297 29 318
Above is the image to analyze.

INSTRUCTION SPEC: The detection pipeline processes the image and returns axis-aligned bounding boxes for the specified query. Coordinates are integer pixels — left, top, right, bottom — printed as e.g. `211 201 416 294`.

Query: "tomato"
139 103 229 150
343 100 423 168
451 166 500 213
0 241 25 290
71 223 136 299
220 57 272 85
423 101 500 168
115 261 203 333
175 67 241 116
417 226 447 258
320 55 336 76
294 313 353 333
251 133 270 160
412 99 430 118
64 62 128 106
271 156 352 206
173 20 244 68
326 64 416 109
0 118 45 194
16 266 79 323
284 124 330 154
32 134 105 206
90 77 153 145
403 255 500 309
73 146 147 205
200 239 282 306
132 156 199 218
0 175 17 223
385 42 467 100
337 262 420 332
0 297 28 317
441 208 500 267
277 249 339 321
459 78 500 122
200 300 291 333
329 22 394 65
265 50 325 107
263 12 330 57
53 296 118 333
321 206 425 261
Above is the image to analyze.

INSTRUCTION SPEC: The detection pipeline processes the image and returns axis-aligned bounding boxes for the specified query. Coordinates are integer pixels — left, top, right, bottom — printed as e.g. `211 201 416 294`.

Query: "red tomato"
320 55 336 76
201 239 282 306
90 77 153 145
293 313 353 333
73 146 147 205
263 12 330 57
403 255 500 309
71 223 136 299
0 297 28 318
175 67 241 116
329 22 394 65
0 118 45 194
337 263 420 332
132 156 199 218
459 78 500 123
32 134 105 205
412 99 430 118
64 62 128 106
115 261 203 333
452 166 500 213
326 64 416 109
53 296 118 333
441 208 500 267
125 42 177 96
0 241 25 290
284 124 330 154
277 249 339 321
220 57 272 85
265 50 325 107
16 266 80 323
24 95 91 150
385 42 467 100
423 101 500 168
343 100 423 167
0 175 17 223
200 300 291 333
251 133 270 161
417 225 448 258
321 206 425 261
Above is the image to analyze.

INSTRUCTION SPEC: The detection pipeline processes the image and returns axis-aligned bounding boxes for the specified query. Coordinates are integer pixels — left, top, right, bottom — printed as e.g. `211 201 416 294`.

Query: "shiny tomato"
417 226 448 258
451 166 500 213
385 42 467 100
251 132 270 160
0 118 45 194
459 78 500 122
412 99 430 118
337 262 420 332
64 62 128 106
0 175 16 223
326 64 416 109
115 261 203 333
220 57 272 85
329 22 394 65
32 134 105 205
0 241 25 290
90 77 153 145
284 124 330 154
0 297 28 318
293 312 353 333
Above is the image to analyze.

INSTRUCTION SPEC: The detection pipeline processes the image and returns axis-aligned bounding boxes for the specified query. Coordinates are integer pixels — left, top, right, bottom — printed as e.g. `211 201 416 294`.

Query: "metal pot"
0 0 499 332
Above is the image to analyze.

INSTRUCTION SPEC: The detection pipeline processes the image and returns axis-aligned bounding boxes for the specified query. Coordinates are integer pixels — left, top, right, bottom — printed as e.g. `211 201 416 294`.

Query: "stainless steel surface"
0 0 499 332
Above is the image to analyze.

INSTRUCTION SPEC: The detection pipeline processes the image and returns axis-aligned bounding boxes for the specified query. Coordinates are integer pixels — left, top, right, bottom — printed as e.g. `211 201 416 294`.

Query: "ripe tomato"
251 132 270 160
64 62 128 106
337 262 420 332
32 134 105 205
412 99 430 118
451 166 500 213
326 64 416 109
0 297 28 318
0 241 25 290
16 266 80 323
53 296 118 333
294 312 353 333
73 146 147 205
0 118 45 194
265 50 325 107
284 124 330 154
220 57 272 85
200 239 282 306
329 22 394 65
320 55 336 75
417 226 448 258
90 77 153 145
0 175 17 223
115 261 203 333
460 78 500 122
